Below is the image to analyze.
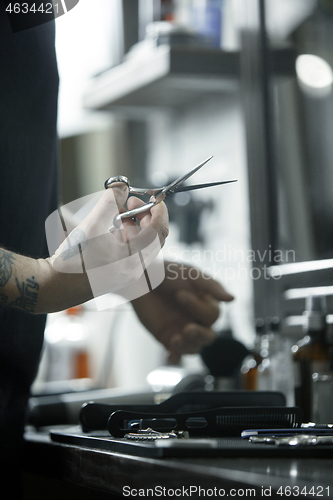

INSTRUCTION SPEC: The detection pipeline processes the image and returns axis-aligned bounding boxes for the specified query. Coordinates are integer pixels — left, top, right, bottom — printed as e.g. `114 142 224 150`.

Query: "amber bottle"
292 296 331 422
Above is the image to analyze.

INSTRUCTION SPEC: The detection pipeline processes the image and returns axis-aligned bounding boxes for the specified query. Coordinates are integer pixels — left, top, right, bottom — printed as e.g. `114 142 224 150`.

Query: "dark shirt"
0 3 59 463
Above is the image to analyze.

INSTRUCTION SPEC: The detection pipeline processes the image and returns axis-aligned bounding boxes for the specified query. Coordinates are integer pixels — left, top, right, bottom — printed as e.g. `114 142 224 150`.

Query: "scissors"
104 156 237 232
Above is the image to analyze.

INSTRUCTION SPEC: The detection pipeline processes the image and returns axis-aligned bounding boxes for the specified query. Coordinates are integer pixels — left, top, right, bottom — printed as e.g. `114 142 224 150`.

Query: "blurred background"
32 0 333 401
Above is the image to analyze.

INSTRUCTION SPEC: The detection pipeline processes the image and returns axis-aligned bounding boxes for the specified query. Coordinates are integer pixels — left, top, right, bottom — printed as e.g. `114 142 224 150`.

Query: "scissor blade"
162 156 213 195
174 179 237 193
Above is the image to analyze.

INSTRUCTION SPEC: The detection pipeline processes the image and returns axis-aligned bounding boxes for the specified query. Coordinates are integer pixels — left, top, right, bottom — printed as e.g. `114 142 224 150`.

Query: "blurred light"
284 285 333 300
147 367 183 391
45 323 64 344
150 171 169 187
296 54 333 98
269 258 333 276
174 192 191 206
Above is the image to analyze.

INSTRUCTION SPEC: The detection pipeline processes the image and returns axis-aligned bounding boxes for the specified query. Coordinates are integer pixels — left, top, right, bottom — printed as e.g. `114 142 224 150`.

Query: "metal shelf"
83 44 296 116
83 45 241 117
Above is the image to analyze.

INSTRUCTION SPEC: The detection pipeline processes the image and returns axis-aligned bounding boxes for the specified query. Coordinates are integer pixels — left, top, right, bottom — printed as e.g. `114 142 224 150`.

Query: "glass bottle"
161 0 176 21
44 305 90 382
241 318 265 390
67 306 90 379
292 296 331 422
270 317 295 406
257 317 279 392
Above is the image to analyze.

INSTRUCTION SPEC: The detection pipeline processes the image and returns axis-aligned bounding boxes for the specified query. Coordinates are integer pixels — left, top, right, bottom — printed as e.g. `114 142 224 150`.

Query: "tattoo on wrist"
9 276 39 313
0 249 16 287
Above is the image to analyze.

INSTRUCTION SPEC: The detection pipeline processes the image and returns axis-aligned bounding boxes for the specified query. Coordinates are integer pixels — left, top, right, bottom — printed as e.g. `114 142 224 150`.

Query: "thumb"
81 182 129 237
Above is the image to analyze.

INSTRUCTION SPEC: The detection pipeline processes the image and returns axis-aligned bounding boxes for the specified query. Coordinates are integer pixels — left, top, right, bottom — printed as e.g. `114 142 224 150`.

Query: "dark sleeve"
0 3 59 462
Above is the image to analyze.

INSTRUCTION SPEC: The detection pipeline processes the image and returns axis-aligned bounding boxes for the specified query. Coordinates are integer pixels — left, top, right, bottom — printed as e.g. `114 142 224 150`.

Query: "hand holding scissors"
105 156 237 232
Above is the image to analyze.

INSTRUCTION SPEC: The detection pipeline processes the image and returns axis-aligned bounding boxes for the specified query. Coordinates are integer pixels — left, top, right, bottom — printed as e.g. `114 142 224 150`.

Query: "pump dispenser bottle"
292 295 331 422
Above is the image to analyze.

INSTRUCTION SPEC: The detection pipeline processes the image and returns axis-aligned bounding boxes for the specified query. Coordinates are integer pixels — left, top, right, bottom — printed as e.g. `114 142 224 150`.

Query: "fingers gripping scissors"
104 156 237 232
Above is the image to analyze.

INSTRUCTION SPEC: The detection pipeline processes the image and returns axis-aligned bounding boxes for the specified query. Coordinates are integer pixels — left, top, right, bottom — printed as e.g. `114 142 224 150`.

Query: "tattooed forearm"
0 249 16 287
9 276 39 313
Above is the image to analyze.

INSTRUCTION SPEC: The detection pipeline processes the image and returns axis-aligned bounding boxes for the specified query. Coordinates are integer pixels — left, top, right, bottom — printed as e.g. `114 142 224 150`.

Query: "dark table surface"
23 428 333 499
